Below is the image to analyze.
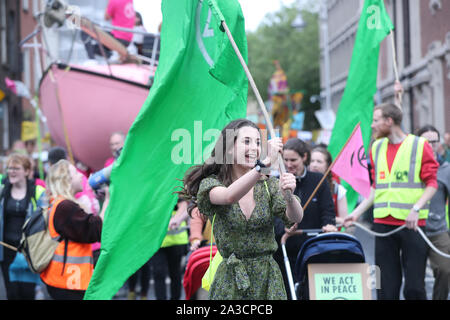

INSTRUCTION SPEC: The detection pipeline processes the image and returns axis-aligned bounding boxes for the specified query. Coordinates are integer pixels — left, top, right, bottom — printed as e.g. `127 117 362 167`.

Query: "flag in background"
84 0 248 300
328 0 393 209
331 123 371 199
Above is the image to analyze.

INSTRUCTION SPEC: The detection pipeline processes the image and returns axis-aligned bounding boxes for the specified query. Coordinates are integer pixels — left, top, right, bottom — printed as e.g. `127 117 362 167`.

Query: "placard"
308 263 372 300
314 109 335 130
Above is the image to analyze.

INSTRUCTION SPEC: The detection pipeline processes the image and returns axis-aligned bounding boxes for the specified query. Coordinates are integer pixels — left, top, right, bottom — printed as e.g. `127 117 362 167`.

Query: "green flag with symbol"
328 0 393 210
84 0 248 300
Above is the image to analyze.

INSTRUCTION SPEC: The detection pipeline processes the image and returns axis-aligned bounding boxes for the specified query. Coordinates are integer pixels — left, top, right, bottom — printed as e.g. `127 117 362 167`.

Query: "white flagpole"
206 0 285 171
220 20 293 201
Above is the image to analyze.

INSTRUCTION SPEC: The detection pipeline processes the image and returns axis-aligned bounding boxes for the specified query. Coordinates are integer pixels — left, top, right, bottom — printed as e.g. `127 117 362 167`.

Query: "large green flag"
328 0 393 210
84 0 248 300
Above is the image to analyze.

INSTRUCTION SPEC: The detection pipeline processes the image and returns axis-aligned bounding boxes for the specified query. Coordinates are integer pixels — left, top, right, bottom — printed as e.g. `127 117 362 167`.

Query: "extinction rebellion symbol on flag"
350 146 368 170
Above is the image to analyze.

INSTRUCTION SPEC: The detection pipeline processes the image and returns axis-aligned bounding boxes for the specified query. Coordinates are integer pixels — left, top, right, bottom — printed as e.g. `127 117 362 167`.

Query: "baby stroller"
293 232 366 300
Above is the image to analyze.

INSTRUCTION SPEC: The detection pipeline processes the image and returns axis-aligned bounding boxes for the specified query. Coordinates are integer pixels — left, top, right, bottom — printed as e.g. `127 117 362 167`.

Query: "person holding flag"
344 103 438 300
40 160 107 300
178 119 303 300
84 0 251 300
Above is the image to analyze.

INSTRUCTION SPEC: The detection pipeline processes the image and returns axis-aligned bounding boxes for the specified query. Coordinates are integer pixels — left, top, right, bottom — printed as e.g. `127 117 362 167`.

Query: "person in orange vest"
40 160 109 300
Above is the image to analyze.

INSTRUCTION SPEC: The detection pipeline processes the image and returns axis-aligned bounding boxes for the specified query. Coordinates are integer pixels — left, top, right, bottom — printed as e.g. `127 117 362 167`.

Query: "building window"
7 10 20 73
0 101 9 152
402 0 411 67
23 0 29 12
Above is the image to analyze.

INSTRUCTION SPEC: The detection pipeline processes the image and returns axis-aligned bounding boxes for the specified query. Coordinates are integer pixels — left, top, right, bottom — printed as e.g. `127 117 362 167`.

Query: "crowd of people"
0 133 113 300
1 101 449 300
81 0 161 64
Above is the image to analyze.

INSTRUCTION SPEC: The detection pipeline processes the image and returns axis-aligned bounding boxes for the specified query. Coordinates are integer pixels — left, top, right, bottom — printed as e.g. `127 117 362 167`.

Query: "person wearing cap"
47 147 67 166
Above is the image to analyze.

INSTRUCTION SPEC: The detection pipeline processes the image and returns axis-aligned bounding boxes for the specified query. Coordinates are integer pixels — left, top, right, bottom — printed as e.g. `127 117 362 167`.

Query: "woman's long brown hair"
176 119 260 215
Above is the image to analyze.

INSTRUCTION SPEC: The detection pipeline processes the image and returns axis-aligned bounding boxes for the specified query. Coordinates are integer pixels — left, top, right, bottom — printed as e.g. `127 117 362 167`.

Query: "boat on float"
39 61 154 170
24 0 159 170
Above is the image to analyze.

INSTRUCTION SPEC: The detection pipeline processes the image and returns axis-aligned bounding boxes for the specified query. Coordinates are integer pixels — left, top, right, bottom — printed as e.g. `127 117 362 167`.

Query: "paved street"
0 226 447 300
351 222 448 300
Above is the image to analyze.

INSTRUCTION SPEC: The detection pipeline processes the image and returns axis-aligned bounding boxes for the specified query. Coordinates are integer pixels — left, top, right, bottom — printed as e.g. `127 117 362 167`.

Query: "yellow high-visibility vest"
161 211 189 248
372 134 429 220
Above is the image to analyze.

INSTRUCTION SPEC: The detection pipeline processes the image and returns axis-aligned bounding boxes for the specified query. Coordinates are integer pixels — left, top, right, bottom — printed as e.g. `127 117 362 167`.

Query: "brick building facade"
321 0 450 135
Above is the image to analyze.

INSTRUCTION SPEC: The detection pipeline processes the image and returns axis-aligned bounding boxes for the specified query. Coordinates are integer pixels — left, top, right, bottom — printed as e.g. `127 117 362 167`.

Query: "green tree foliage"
247 2 320 130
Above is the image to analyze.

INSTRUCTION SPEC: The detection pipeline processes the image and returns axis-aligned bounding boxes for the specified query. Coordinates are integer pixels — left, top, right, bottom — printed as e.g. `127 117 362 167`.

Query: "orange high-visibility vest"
40 199 94 291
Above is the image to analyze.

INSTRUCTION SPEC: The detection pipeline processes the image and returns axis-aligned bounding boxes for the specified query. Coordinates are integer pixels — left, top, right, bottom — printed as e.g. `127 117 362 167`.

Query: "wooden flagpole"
389 30 403 108
0 241 18 252
220 21 293 200
390 31 400 82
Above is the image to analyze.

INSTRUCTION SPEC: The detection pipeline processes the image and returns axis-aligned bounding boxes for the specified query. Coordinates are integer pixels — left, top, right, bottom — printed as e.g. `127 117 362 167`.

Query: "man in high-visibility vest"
344 103 438 300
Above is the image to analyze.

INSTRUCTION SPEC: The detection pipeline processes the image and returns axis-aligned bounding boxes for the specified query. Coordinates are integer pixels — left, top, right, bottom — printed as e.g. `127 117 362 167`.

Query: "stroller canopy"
294 232 365 282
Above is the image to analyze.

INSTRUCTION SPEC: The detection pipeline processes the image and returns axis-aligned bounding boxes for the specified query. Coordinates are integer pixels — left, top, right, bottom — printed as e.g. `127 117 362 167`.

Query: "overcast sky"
133 0 296 33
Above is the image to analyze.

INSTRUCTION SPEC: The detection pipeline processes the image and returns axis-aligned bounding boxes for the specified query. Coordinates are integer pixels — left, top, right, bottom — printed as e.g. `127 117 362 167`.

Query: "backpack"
18 200 63 274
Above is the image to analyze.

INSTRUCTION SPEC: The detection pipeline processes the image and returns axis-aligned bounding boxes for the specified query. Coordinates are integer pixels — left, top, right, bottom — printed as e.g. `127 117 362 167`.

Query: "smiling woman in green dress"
178 119 303 300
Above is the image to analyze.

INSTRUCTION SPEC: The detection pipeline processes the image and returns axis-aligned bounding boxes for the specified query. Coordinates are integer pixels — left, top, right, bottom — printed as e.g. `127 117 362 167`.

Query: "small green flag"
328 0 393 210
84 0 248 300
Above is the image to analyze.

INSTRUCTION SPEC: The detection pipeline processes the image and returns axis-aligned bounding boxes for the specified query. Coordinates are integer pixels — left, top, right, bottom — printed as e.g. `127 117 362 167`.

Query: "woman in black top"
273 138 336 299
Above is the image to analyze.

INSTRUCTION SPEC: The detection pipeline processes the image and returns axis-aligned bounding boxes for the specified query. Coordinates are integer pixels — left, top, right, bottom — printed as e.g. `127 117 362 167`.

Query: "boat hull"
39 63 151 170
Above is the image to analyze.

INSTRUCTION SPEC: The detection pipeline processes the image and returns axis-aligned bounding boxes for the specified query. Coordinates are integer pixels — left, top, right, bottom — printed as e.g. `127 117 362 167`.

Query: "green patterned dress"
197 175 297 300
